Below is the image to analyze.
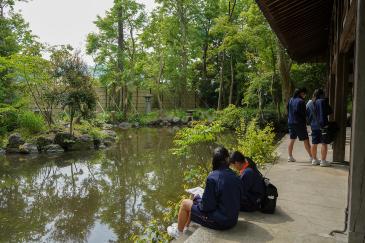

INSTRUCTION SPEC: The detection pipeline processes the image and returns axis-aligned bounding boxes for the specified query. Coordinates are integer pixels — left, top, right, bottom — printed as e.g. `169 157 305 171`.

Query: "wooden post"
348 0 365 241
333 53 348 162
328 74 336 120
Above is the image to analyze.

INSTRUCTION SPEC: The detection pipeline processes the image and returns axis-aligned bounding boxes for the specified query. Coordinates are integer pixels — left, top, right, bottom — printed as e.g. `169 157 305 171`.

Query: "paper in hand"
185 187 204 198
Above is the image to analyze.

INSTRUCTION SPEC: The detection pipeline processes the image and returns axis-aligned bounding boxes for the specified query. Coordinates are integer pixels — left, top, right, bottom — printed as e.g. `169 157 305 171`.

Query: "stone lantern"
144 94 153 114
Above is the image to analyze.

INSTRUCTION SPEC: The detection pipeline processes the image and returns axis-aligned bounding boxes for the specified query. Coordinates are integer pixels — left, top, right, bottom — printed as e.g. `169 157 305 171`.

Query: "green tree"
54 50 97 134
86 0 146 115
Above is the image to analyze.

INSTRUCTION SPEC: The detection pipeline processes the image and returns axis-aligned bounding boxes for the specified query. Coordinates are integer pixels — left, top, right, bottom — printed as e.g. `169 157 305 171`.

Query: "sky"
16 0 156 63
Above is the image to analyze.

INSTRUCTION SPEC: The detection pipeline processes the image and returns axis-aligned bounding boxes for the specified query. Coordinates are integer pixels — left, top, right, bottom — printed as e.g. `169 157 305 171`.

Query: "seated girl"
167 147 242 239
230 151 265 212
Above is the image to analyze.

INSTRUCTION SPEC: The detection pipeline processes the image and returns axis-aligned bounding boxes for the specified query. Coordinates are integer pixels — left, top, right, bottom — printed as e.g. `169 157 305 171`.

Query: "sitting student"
167 147 242 239
230 151 265 212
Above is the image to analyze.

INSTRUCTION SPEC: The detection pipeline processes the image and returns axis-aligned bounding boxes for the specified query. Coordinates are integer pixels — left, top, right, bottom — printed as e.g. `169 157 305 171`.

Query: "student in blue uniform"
230 151 265 212
167 147 242 239
287 88 313 162
306 89 333 167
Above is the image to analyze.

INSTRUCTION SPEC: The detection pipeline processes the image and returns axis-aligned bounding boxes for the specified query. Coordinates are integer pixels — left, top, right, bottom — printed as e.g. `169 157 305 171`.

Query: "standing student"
287 88 313 162
230 151 265 212
167 147 242 239
306 89 333 167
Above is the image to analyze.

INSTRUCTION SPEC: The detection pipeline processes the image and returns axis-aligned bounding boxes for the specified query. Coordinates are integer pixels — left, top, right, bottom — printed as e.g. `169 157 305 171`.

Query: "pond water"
0 128 218 243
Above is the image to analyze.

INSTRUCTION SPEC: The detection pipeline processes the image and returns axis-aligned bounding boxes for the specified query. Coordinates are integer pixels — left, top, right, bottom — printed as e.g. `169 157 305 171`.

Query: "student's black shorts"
311 129 329 144
190 200 231 230
288 124 308 141
191 204 222 230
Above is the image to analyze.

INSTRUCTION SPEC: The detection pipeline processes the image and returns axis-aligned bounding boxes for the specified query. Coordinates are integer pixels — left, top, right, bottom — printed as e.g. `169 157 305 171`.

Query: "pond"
0 128 219 243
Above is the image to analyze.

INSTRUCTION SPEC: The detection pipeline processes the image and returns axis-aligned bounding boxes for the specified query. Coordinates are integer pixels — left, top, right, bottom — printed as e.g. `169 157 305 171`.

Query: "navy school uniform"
306 98 333 144
287 97 309 141
240 167 265 212
191 166 242 230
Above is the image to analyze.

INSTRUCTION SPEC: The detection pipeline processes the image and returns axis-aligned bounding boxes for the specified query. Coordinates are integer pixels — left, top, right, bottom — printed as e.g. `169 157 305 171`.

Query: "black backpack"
260 178 278 214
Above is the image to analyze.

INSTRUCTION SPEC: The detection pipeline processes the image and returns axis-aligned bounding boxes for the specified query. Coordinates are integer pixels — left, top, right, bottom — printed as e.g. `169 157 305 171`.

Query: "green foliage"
214 104 244 129
130 219 171 243
18 111 46 134
0 105 18 135
54 50 97 134
74 121 106 140
172 121 225 156
291 63 327 96
236 118 277 166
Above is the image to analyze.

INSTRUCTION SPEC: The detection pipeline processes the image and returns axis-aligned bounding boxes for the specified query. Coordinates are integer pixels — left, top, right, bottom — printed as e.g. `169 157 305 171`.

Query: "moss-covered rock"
6 133 25 153
44 144 64 153
54 132 76 151
36 135 55 152
19 143 39 154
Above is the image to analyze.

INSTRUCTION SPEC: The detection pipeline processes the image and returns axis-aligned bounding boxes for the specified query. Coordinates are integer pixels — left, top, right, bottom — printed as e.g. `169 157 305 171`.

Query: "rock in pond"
119 122 132 129
44 144 64 153
36 135 55 152
69 134 94 151
0 148 5 155
172 117 181 124
6 133 25 153
55 132 76 151
19 143 39 154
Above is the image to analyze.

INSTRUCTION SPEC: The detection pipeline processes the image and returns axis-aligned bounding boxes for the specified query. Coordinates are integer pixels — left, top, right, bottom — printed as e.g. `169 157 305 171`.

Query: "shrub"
0 105 19 136
18 111 46 134
236 118 277 166
75 121 106 140
171 121 225 157
214 104 244 129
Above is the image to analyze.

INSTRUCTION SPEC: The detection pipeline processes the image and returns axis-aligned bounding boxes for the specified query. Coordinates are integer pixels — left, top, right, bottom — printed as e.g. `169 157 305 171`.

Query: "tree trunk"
229 55 234 105
117 2 125 112
217 52 225 110
278 43 293 114
177 0 188 108
69 110 74 135
156 56 165 111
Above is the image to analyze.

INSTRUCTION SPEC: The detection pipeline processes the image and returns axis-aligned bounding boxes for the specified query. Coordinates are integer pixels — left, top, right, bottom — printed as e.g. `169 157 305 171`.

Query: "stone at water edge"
68 134 94 151
36 135 55 152
119 122 132 129
54 132 76 151
0 148 5 155
102 123 113 130
6 133 25 153
102 130 117 138
44 144 64 153
7 133 25 147
172 117 181 124
19 143 39 154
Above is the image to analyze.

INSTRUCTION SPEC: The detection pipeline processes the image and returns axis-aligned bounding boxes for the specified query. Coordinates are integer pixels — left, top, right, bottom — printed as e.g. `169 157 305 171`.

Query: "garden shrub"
172 121 225 157
214 104 245 129
236 118 277 166
18 111 46 134
0 105 19 136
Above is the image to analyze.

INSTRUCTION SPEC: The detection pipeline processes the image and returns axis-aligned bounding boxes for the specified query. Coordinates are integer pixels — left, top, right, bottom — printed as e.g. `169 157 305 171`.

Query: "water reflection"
0 128 211 243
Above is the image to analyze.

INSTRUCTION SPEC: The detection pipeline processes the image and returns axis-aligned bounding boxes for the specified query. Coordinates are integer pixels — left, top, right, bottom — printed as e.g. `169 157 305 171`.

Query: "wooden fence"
31 87 199 114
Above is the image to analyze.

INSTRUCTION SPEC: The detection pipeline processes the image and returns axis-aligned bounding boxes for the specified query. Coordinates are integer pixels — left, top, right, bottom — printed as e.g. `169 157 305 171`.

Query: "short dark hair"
293 87 307 98
229 151 245 164
212 146 229 171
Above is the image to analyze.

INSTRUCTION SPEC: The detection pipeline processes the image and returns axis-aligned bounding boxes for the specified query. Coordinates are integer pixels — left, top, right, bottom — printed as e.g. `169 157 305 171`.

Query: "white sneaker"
320 160 331 167
312 159 320 165
288 156 296 162
167 224 181 239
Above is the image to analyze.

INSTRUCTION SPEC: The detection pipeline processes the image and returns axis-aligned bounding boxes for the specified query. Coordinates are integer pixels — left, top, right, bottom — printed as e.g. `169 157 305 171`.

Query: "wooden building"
255 0 365 242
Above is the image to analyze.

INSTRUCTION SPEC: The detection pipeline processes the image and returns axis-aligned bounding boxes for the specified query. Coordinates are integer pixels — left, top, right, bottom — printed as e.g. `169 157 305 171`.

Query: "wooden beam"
340 0 357 52
332 53 348 162
348 0 365 241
